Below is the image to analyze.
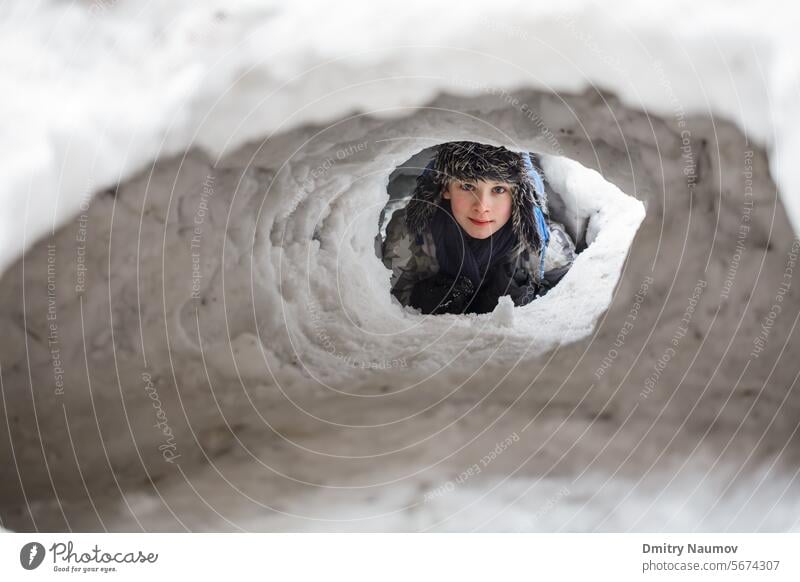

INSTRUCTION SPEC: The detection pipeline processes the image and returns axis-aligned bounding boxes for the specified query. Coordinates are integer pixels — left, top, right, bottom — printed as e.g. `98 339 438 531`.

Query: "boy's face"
442 179 514 239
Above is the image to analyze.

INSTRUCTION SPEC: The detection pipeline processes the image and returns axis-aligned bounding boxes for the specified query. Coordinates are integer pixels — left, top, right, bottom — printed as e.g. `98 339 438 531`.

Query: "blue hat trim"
524 153 550 281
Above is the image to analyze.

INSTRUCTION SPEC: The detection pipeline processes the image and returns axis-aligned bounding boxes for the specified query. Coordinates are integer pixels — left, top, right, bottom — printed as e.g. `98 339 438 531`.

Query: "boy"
382 141 576 315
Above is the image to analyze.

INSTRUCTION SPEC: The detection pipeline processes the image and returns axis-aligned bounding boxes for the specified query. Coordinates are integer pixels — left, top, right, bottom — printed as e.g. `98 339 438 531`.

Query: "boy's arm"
410 272 477 315
510 219 577 305
538 220 577 294
381 207 434 306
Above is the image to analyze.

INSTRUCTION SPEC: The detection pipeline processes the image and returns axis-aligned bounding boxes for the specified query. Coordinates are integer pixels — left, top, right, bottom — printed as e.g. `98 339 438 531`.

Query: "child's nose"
472 191 491 211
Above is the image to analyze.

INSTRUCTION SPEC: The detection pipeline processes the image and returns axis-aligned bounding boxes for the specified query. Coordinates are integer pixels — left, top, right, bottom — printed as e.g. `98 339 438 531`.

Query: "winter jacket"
381 146 577 314
382 205 576 313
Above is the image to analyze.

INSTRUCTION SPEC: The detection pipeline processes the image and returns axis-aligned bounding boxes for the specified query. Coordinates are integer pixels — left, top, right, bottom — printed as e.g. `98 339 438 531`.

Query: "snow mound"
2 0 800 534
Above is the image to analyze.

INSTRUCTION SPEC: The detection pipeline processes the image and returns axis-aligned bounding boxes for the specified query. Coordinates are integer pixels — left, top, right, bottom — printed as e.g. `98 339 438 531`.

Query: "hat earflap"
511 176 543 255
521 153 551 278
404 158 442 238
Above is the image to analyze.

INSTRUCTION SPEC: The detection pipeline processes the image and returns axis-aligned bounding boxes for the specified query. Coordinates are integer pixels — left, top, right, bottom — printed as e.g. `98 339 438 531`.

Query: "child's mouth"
469 218 493 226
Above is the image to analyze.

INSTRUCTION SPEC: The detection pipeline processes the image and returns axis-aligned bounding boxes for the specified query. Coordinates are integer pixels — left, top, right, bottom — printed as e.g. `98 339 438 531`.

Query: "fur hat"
405 141 549 256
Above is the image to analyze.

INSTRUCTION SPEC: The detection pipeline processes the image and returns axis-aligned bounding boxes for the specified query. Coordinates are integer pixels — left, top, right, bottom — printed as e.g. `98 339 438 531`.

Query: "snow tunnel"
378 142 643 320
2 2 800 533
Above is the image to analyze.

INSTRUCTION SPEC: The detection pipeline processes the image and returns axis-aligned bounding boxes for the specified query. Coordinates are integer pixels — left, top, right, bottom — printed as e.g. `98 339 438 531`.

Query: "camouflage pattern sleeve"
543 220 577 273
518 218 577 295
381 207 437 306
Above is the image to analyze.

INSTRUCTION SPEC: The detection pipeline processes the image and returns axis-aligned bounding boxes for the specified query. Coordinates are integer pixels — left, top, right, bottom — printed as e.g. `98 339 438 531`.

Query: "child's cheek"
450 196 470 216
497 198 513 222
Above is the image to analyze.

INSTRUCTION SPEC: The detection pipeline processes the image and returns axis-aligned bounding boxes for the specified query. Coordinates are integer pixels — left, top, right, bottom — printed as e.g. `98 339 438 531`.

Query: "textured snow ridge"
0 92 643 523
2 0 800 533
1 0 798 278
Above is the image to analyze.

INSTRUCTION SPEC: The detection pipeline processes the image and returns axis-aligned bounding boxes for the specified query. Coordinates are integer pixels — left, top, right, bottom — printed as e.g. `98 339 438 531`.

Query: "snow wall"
1 0 800 532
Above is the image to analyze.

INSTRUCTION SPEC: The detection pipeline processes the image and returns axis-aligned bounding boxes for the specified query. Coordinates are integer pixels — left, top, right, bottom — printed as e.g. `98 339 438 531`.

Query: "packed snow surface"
1 0 799 532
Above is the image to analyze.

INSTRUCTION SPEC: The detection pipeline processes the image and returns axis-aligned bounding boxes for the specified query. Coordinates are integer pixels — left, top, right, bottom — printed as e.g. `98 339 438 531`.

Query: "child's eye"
460 182 475 191
492 186 507 194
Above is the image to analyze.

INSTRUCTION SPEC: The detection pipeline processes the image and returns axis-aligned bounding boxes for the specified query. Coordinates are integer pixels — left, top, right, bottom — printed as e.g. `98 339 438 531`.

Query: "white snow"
1 0 798 278
491 296 516 328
